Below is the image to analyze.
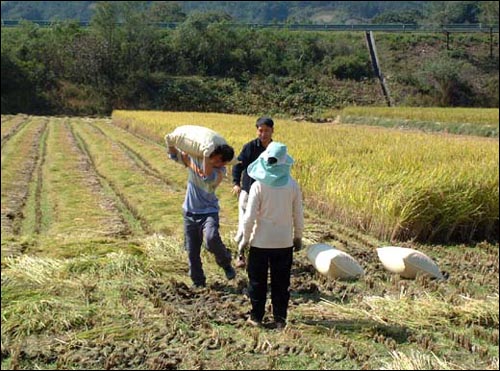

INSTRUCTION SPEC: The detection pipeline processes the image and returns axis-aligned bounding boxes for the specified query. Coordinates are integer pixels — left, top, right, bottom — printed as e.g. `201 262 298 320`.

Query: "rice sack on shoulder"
165 125 238 164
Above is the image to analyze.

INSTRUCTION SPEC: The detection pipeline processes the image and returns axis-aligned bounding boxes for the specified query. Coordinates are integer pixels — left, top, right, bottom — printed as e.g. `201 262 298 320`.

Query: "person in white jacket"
238 142 304 329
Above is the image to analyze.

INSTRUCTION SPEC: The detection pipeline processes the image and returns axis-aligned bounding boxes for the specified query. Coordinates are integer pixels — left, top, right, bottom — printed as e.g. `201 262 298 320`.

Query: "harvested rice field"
1 113 498 370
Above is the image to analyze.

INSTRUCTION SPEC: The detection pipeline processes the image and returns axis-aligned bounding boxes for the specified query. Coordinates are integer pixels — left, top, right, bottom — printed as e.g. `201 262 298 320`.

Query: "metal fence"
1 19 499 33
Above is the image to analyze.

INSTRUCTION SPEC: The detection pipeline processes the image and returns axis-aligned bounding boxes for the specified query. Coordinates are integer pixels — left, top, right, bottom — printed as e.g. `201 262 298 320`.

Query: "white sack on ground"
165 125 238 164
377 246 443 279
307 243 364 280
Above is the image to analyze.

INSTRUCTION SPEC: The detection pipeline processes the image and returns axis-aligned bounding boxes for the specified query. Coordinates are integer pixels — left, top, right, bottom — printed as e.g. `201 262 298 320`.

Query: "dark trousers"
183 211 232 286
247 246 293 323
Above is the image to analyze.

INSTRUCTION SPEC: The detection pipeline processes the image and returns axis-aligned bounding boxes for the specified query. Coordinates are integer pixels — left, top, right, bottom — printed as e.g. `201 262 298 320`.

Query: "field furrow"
1 115 15 124
1 114 29 149
33 118 130 244
88 120 179 190
89 119 241 233
17 118 49 239
71 120 186 235
1 115 17 138
67 124 145 238
1 117 48 236
64 120 130 238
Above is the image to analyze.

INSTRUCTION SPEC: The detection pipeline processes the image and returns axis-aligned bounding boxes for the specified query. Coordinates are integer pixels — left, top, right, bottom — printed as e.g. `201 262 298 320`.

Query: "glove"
293 238 302 252
235 252 246 269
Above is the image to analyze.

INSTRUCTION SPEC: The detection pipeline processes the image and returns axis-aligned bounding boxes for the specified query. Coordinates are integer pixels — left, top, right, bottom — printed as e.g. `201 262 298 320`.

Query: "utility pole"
490 26 494 58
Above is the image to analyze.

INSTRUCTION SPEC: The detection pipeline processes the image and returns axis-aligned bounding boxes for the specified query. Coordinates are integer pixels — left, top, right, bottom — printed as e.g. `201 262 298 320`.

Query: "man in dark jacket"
232 117 274 267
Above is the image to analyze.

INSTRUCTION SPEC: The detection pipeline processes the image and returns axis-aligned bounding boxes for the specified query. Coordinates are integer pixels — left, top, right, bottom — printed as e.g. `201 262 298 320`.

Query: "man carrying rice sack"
168 131 237 288
238 142 304 329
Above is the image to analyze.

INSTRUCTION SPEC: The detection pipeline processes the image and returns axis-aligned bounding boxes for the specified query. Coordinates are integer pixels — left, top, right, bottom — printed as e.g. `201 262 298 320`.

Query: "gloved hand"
235 251 246 269
293 238 302 252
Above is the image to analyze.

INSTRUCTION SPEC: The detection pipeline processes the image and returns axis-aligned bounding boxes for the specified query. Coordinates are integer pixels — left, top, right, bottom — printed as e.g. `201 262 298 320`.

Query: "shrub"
330 54 373 80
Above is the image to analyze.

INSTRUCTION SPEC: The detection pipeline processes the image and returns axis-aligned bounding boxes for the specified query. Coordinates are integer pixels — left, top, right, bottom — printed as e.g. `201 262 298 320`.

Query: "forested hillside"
1 2 499 116
2 1 499 24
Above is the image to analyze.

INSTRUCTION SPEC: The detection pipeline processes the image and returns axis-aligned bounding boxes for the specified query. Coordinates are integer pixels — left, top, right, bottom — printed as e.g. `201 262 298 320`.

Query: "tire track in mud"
146 279 250 328
1 118 48 236
68 121 149 235
62 121 131 238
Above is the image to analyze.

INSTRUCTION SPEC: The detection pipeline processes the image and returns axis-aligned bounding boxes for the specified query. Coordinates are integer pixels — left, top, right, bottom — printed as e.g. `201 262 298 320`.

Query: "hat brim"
264 153 294 166
247 158 292 187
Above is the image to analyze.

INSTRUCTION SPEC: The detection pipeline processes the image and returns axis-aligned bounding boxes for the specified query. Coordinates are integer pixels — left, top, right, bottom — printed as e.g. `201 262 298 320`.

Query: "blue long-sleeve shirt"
183 156 226 214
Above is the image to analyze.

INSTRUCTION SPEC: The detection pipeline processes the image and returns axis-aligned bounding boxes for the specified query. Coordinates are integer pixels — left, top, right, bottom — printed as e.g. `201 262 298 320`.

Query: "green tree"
1 52 41 113
171 12 233 75
90 1 120 45
419 53 474 106
424 1 481 24
148 1 187 23
120 1 154 72
1 22 52 113
372 9 423 24
478 1 499 24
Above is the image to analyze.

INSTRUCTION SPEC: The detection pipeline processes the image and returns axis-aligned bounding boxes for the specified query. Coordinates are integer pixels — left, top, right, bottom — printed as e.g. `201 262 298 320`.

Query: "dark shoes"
224 265 236 280
246 316 262 327
275 321 286 330
246 317 285 330
191 282 206 289
192 265 235 288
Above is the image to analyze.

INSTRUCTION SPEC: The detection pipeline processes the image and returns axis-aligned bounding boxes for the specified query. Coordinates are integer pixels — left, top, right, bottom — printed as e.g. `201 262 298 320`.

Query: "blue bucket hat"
247 142 294 187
